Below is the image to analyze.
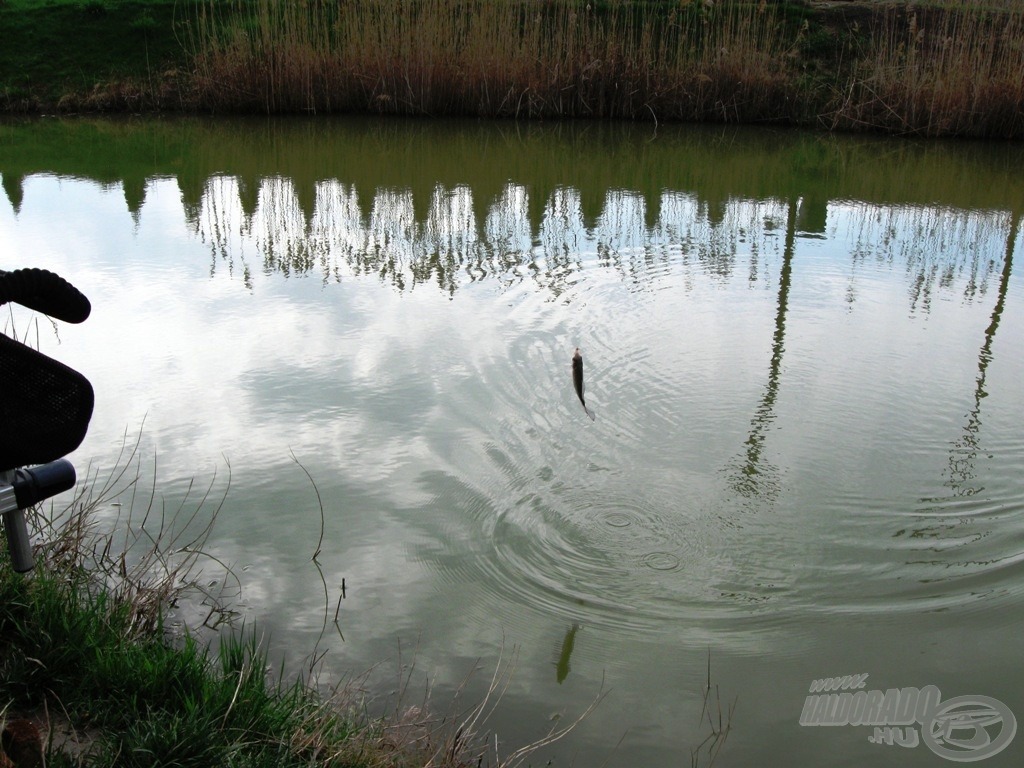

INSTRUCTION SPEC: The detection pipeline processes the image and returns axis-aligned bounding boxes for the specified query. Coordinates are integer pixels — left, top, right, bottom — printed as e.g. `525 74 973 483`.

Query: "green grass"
0 0 195 108
0 453 362 767
0 569 350 767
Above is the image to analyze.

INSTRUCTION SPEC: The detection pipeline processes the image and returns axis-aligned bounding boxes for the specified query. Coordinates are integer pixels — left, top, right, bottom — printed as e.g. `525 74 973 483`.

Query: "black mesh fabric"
0 333 94 473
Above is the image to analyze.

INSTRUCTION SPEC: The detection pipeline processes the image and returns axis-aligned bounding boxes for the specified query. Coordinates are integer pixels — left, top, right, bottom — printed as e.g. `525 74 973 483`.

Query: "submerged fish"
572 348 596 421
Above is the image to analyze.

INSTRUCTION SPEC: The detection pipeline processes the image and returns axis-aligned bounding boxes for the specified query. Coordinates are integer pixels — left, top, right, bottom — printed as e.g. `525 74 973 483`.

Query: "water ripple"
403 245 1024 644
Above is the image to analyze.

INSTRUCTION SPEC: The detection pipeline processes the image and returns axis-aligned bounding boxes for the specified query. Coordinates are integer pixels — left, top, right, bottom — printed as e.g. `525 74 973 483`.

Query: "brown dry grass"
829 2 1024 136
180 0 1024 137
187 0 799 123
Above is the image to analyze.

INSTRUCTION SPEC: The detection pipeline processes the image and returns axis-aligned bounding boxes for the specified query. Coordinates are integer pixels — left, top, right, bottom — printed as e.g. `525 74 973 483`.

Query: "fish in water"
572 348 596 421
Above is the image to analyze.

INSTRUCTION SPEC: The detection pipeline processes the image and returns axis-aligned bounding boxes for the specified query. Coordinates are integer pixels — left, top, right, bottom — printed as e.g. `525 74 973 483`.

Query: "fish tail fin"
584 405 596 421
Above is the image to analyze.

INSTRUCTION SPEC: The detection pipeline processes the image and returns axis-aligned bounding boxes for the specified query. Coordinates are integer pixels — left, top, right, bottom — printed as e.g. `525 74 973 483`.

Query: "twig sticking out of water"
288 451 345 673
290 450 324 562
691 650 737 768
356 638 605 768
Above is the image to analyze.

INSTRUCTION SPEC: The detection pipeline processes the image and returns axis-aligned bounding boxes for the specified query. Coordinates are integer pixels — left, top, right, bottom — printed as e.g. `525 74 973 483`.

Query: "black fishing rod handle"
0 268 91 324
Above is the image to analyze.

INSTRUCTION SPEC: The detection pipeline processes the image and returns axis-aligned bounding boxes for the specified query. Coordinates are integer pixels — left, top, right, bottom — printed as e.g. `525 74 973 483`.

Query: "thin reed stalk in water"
690 650 737 768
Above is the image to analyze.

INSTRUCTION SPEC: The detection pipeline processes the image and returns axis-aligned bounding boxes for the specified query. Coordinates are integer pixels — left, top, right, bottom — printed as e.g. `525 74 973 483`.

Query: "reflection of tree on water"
194 174 792 297
189 173 1014 313
722 199 797 502
843 205 1008 313
898 211 1017 563
940 210 1018 497
199 176 254 289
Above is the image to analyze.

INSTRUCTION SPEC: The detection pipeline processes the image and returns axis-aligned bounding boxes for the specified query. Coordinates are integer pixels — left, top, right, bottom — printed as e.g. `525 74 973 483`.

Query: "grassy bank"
0 0 198 111
0 448 567 767
0 0 1022 137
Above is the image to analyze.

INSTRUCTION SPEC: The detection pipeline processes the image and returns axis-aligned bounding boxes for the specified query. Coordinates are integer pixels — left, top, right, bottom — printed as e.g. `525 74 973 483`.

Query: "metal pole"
1 470 34 573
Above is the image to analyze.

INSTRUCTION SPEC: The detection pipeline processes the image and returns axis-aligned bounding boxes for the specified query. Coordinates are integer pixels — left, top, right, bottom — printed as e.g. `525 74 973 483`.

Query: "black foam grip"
0 268 91 323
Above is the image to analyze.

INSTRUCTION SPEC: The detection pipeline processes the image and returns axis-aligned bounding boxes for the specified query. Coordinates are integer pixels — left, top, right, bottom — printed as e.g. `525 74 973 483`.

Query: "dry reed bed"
185 0 1024 137
833 6 1024 135
188 1 804 122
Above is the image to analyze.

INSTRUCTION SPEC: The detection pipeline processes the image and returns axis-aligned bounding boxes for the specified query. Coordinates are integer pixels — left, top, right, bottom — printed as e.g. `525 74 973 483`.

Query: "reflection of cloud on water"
9 175 1022 589
6 118 1024 768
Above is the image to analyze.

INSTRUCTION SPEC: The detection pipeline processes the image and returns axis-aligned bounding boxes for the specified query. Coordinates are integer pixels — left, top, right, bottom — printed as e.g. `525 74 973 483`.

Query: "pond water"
2 116 1024 767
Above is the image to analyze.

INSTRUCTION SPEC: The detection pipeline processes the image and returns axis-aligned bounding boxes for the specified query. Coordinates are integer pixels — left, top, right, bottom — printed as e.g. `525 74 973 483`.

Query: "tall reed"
832 1 1024 136
185 0 1024 137
187 0 801 122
